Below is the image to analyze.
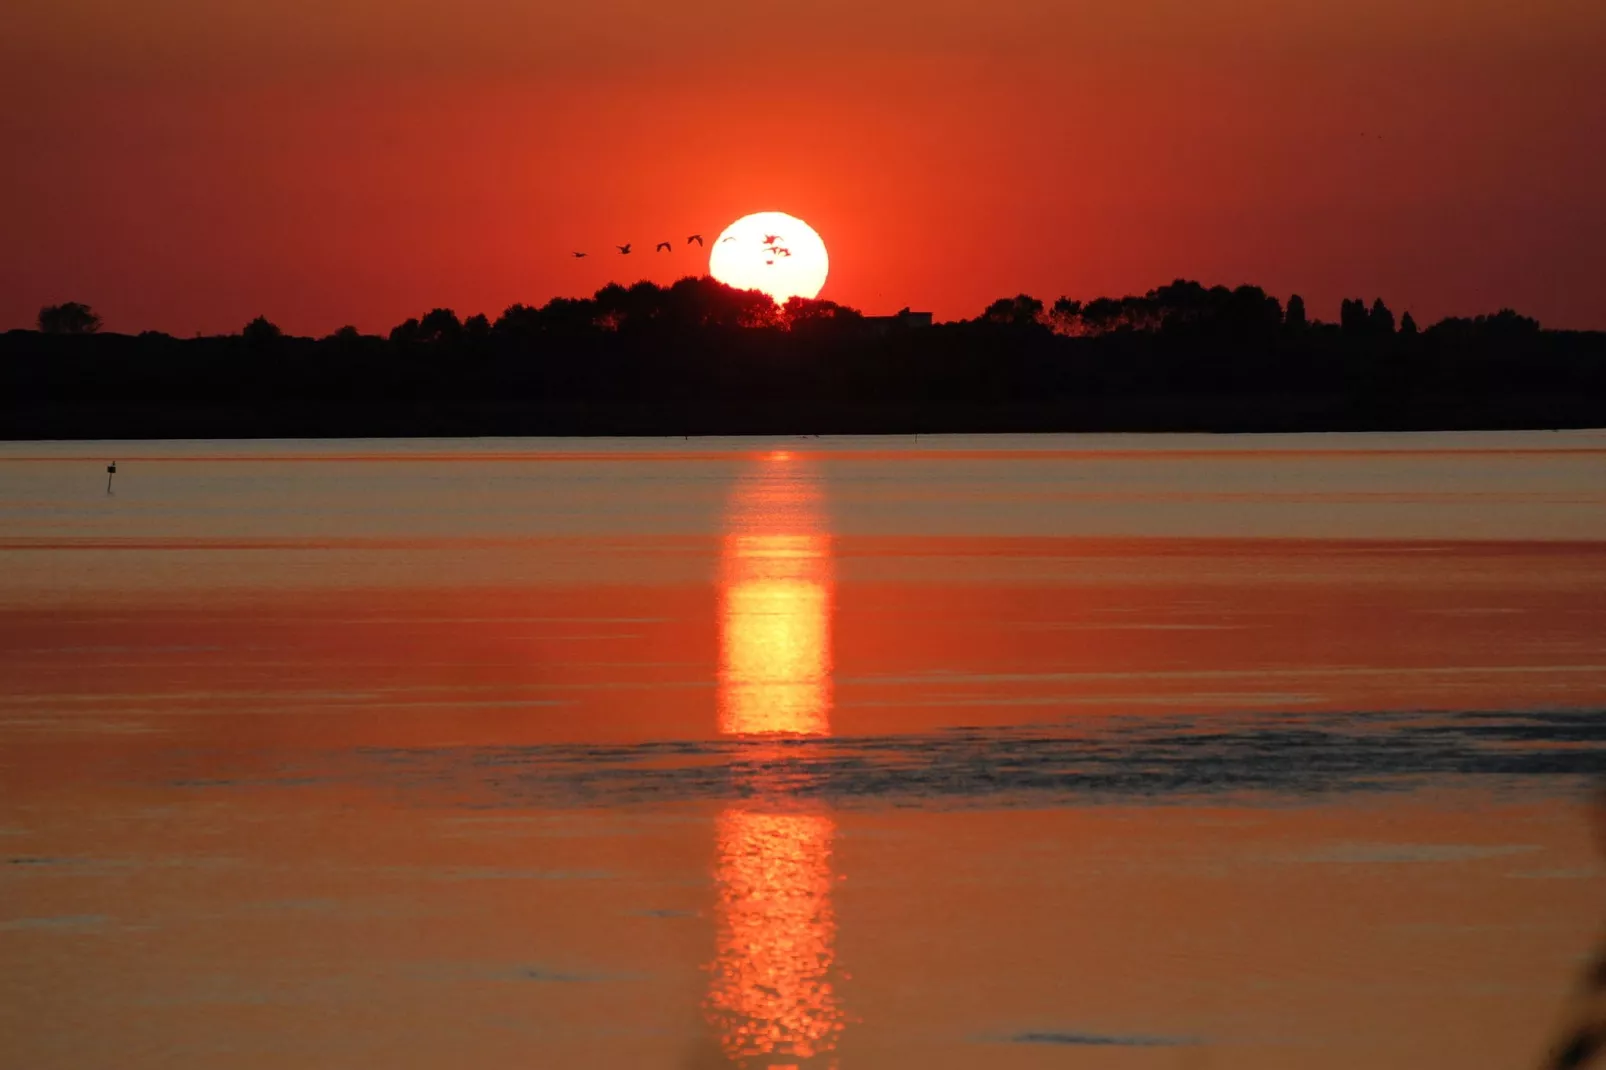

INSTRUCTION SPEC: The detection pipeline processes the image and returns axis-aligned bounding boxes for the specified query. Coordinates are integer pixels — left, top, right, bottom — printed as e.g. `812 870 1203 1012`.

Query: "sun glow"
708 211 830 306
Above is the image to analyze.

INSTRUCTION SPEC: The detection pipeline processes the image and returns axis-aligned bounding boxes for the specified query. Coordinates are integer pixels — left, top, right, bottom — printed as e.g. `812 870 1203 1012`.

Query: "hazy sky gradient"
3 0 1603 333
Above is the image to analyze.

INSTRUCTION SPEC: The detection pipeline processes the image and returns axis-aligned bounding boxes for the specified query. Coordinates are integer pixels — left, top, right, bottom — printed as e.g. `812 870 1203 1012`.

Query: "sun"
708 211 829 306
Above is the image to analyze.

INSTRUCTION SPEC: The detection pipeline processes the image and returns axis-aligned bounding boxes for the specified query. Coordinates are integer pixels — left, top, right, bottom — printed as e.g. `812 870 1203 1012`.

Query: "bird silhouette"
656 241 672 252
720 236 736 243
572 251 588 258
617 244 632 254
772 247 792 257
762 234 781 245
687 234 703 246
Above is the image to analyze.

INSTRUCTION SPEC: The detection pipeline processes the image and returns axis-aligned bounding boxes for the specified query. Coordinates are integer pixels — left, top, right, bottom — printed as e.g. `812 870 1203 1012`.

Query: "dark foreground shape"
4 279 1603 439
5 394 1605 441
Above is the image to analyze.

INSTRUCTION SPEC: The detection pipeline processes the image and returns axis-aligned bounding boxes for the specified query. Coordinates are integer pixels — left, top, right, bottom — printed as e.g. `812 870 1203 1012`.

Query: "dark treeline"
4 279 1604 438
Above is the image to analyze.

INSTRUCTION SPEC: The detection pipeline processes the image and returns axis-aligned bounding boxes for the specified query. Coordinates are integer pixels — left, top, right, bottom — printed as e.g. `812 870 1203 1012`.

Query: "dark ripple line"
348 708 1606 809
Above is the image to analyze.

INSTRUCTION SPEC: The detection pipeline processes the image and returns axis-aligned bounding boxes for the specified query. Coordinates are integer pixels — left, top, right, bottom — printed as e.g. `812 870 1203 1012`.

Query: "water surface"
4 432 1606 1069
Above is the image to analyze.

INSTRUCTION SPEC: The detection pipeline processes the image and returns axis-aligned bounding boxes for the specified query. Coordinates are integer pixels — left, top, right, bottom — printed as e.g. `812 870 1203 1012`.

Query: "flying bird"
720 236 736 243
772 247 792 257
572 251 588 258
687 234 703 246
762 234 781 245
656 241 672 252
617 244 632 254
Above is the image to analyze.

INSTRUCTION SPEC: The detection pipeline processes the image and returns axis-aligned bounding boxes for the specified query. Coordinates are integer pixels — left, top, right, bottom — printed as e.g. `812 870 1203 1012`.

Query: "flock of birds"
572 232 794 265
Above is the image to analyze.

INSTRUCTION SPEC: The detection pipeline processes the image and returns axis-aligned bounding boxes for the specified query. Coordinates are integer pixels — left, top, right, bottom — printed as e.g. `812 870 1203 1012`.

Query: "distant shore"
8 277 1603 440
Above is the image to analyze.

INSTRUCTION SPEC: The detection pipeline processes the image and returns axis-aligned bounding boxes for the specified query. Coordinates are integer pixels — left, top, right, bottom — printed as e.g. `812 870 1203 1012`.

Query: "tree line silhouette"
5 278 1602 438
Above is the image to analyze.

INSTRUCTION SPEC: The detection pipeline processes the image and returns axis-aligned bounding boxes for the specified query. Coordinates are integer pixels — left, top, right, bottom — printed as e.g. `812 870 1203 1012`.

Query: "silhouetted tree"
1487 308 1541 334
981 294 1045 327
492 304 542 338
242 316 283 345
38 302 101 335
1055 281 1285 339
1370 298 1395 335
657 276 778 329
592 283 631 331
535 296 597 335
1340 298 1369 335
1148 279 1215 331
783 296 864 330
1048 298 1083 335
5 274 1593 442
1285 294 1308 330
624 281 665 328
1433 309 1541 344
1222 285 1284 338
1077 296 1132 334
590 281 665 332
418 308 462 343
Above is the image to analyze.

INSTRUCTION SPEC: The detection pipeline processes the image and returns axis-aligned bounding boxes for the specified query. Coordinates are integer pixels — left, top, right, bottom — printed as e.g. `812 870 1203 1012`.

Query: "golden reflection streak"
706 809 844 1069
707 452 846 1069
717 453 832 738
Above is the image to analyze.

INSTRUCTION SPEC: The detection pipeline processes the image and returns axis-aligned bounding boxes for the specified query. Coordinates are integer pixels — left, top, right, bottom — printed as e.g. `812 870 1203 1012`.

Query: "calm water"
4 432 1606 1069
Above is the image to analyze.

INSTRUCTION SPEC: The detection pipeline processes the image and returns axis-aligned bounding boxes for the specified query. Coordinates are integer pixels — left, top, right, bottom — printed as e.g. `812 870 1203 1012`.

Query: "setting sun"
708 211 829 306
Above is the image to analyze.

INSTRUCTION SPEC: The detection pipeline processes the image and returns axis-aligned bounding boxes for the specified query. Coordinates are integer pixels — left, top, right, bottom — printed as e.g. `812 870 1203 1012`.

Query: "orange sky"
2 0 1603 334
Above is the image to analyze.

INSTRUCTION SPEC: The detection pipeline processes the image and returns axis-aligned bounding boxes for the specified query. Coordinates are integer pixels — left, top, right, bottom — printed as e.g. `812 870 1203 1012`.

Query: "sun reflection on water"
707 453 846 1069
717 455 832 738
718 534 832 737
706 809 844 1068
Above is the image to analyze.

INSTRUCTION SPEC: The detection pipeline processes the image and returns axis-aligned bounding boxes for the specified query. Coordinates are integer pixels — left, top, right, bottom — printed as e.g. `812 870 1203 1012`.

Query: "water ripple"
341 708 1606 809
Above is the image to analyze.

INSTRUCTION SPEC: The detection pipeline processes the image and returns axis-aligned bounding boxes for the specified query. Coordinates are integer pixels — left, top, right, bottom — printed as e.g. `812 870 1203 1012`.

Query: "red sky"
2 0 1603 335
